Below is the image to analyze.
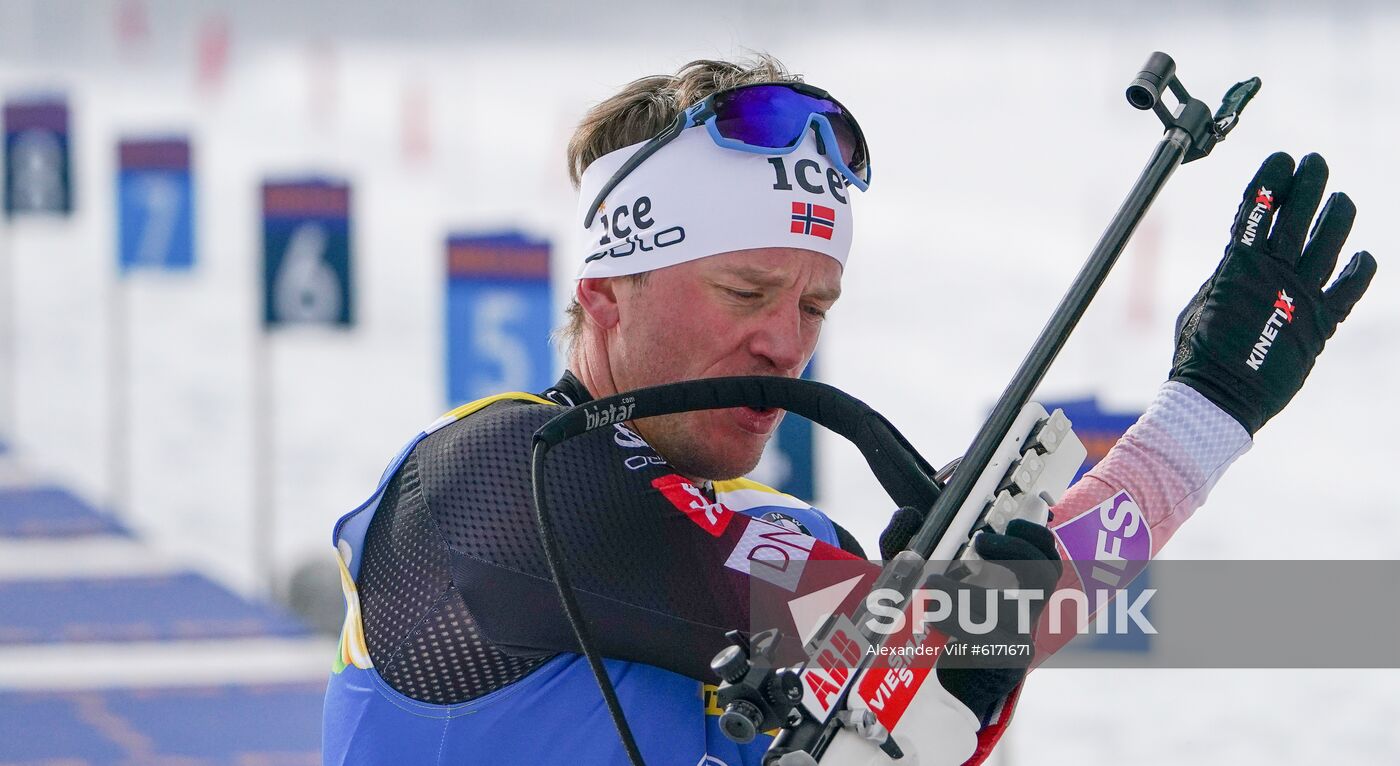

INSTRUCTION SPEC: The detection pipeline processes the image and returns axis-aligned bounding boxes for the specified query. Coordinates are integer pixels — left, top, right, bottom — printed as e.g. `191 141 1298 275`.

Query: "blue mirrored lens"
712 86 815 146
711 85 866 176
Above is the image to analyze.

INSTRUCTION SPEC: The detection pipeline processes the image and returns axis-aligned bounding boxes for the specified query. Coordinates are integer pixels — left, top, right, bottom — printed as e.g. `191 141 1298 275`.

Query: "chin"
665 444 765 483
637 413 769 482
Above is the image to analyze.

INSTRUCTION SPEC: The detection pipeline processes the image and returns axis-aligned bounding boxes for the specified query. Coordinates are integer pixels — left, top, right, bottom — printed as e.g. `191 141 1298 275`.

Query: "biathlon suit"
322 370 1253 766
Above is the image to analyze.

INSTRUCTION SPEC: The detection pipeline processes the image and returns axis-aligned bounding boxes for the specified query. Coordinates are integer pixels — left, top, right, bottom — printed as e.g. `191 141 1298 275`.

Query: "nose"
747 301 808 375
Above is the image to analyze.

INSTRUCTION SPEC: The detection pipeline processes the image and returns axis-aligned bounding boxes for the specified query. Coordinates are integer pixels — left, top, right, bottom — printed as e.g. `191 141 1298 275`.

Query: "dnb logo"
723 517 816 592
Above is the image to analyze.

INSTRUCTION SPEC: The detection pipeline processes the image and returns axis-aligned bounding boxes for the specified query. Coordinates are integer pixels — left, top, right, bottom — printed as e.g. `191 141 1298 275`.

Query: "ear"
576 277 620 330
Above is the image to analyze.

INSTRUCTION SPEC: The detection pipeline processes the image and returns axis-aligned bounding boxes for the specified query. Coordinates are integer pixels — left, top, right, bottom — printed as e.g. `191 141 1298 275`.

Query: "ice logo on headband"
585 194 687 264
765 156 850 205
575 129 854 280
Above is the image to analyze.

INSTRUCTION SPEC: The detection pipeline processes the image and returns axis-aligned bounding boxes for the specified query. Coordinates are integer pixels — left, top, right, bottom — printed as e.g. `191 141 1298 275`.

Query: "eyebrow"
719 265 843 303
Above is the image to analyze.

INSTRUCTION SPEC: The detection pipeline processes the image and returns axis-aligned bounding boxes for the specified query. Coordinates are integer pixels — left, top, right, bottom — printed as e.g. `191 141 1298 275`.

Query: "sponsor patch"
856 657 932 734
798 615 869 719
724 518 816 591
1052 490 1151 612
652 474 733 537
759 511 812 535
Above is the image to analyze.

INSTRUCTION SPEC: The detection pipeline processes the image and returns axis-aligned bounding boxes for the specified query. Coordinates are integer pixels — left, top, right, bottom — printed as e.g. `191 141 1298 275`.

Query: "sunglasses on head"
584 81 871 228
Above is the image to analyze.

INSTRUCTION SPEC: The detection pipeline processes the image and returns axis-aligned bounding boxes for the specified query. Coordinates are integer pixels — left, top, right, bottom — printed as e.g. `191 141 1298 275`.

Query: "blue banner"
4 98 72 217
444 232 554 405
1041 397 1141 483
1043 396 1150 654
750 359 817 501
262 179 353 327
118 138 194 272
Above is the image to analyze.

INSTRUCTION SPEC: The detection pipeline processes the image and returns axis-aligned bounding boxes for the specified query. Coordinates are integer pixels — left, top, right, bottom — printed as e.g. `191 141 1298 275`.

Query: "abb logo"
652 474 733 537
799 616 868 718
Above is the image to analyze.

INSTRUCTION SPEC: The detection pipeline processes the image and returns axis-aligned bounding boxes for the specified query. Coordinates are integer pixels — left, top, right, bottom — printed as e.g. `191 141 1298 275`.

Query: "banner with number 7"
118 138 195 272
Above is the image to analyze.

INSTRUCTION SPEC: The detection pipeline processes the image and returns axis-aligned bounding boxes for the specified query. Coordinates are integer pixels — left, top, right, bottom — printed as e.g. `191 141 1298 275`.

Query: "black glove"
926 519 1062 721
878 504 927 561
1169 152 1377 435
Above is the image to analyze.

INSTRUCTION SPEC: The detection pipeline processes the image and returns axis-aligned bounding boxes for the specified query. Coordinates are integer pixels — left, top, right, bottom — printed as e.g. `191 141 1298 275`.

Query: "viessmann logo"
1246 289 1295 371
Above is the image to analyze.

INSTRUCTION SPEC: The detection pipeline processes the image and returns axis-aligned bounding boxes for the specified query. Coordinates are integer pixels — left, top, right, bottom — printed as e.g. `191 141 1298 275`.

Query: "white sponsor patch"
723 518 816 592
798 614 869 719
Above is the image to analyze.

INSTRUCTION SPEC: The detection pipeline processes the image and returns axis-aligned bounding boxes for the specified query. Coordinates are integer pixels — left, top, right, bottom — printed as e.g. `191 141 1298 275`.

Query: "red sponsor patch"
856 661 934 733
857 595 952 732
652 474 733 537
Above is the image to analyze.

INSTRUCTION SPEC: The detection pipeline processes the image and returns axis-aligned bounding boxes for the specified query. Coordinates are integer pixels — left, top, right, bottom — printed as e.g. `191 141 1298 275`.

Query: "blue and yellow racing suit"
323 372 867 765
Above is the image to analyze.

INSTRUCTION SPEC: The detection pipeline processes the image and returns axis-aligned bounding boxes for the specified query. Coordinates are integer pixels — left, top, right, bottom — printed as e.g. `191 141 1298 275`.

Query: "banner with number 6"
262 179 354 327
445 232 553 405
118 138 194 272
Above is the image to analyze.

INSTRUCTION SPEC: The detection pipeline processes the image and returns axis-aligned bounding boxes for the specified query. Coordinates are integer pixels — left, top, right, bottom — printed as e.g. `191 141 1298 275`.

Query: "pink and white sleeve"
1051 380 1253 555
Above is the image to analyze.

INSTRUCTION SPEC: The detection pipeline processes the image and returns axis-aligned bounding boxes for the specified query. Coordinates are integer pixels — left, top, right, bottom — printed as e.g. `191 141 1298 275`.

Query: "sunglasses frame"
583 81 870 229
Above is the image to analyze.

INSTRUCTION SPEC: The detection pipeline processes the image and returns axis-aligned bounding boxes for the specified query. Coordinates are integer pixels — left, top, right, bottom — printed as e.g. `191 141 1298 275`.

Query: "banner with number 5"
445 232 553 405
118 138 194 272
262 179 354 327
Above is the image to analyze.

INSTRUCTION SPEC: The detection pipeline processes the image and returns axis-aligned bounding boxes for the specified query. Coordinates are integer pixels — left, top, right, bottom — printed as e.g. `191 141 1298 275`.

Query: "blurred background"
0 0 1395 763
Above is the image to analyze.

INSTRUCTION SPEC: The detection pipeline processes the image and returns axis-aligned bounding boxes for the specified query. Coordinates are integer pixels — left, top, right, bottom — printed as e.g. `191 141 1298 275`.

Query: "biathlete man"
322 55 1375 766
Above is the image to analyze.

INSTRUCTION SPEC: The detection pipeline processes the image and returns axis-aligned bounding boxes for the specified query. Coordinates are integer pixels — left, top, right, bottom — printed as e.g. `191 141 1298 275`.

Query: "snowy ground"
1 2 1396 763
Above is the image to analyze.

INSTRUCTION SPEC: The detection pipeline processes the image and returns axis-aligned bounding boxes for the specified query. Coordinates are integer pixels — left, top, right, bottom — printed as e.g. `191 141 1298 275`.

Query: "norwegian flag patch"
791 202 836 240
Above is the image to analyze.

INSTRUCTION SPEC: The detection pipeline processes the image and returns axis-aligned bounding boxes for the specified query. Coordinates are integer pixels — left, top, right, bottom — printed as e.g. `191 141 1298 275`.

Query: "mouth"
732 405 781 435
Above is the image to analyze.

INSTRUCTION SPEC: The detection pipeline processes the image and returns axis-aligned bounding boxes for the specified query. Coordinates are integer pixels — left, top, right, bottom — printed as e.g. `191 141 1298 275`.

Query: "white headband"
574 127 855 279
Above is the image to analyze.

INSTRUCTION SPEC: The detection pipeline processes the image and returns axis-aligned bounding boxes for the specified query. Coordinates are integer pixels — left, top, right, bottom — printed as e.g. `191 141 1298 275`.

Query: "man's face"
604 247 842 481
